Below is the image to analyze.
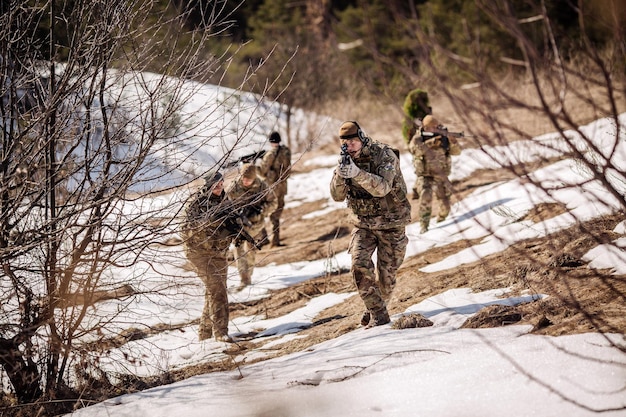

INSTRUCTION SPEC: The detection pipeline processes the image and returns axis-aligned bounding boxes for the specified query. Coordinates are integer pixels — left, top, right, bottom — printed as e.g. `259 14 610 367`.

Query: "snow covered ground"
65 110 626 416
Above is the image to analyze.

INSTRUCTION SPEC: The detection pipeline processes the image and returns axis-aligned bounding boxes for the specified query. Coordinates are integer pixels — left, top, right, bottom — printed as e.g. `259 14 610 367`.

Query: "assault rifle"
219 206 261 249
422 126 469 139
242 203 263 219
224 150 267 169
410 118 471 142
339 143 350 167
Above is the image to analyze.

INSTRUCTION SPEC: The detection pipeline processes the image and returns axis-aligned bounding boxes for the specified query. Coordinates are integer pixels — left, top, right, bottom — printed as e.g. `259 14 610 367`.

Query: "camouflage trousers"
349 226 408 313
234 221 266 286
269 188 286 245
415 175 452 230
185 248 230 340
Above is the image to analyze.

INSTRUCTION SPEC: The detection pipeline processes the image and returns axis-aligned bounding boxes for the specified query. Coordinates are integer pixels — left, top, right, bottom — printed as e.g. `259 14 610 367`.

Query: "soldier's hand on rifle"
338 155 360 178
245 204 263 217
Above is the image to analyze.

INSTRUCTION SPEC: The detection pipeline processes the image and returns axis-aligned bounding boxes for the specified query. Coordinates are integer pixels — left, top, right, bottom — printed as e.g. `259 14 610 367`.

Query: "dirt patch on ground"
80 156 626 400
204 212 626 386
218 164 626 368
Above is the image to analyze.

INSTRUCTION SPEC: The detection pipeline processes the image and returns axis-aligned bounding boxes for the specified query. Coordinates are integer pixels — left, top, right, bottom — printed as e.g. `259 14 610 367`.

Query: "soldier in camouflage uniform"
227 163 277 289
258 131 291 247
330 121 411 328
408 115 461 233
181 172 235 343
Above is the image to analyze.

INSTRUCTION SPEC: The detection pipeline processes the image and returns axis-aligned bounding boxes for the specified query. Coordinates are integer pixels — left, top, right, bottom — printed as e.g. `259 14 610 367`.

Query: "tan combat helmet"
422 115 440 130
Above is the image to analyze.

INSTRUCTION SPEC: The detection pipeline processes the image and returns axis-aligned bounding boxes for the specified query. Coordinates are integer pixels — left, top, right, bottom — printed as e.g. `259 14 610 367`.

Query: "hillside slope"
166 142 625 384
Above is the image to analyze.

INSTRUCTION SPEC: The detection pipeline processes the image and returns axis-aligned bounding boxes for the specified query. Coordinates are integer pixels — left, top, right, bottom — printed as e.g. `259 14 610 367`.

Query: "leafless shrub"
0 0 287 414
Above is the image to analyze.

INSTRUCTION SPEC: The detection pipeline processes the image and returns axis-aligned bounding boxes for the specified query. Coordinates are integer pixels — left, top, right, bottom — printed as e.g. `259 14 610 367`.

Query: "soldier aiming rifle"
408 115 462 233
330 121 411 329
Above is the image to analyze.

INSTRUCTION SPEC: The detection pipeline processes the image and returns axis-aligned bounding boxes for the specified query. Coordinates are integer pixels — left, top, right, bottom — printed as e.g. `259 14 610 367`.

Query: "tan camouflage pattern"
181 190 235 250
349 226 408 312
181 189 234 340
330 139 410 321
408 128 458 177
415 176 451 230
259 145 291 190
233 220 267 285
185 248 229 339
258 145 291 244
408 126 461 229
227 176 277 284
330 141 411 230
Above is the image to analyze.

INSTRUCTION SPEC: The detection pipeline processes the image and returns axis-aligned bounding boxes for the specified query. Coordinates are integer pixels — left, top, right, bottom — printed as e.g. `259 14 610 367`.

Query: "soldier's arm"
261 183 278 214
448 137 462 156
258 148 276 176
408 128 426 155
350 148 397 197
330 168 348 201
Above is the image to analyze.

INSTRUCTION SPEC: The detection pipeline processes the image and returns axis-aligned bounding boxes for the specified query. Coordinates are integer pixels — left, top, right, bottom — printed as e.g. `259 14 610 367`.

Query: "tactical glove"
338 158 360 178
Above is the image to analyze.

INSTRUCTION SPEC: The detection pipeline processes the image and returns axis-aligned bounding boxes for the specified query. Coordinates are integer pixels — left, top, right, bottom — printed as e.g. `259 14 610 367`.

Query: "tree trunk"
0 340 43 403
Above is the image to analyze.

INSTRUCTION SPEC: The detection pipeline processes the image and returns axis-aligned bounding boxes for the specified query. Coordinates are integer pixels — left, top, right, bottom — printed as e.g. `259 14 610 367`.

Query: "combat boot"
360 310 371 326
366 307 390 328
257 228 270 248
238 273 251 290
214 334 233 343
270 228 285 248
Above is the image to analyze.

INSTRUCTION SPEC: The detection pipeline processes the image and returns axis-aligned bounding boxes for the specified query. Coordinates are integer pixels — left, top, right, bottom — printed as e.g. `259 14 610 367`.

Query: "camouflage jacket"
226 177 277 227
181 189 234 253
330 140 411 230
258 145 291 192
408 127 461 177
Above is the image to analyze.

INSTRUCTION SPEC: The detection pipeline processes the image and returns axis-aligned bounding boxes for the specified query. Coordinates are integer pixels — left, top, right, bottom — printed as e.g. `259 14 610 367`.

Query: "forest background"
26 0 626 144
1 0 625 416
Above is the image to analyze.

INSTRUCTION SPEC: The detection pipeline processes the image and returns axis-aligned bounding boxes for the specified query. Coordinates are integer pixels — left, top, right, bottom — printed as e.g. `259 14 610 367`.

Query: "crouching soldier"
330 121 411 328
181 171 236 343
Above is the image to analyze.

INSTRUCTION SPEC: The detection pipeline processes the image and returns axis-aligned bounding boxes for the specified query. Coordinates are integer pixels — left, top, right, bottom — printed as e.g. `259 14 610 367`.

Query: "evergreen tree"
241 0 345 147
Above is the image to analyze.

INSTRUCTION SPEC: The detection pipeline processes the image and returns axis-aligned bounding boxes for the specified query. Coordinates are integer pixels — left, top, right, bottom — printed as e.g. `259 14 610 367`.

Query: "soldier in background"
227 163 277 289
330 121 411 328
408 115 462 233
401 88 431 200
258 131 291 247
181 172 234 343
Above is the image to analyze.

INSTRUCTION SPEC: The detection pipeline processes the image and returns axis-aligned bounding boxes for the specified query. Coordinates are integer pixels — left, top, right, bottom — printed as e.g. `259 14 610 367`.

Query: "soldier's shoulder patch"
381 145 400 159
